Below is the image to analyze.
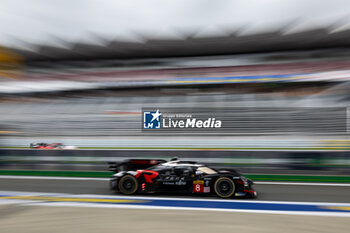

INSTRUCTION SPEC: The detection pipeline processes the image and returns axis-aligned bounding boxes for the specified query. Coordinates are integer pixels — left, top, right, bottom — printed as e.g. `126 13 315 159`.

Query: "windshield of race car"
197 166 217 174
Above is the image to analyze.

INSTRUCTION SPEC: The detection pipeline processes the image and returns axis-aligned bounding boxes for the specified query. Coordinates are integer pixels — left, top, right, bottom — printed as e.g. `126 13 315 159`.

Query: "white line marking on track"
26 202 350 217
254 181 350 187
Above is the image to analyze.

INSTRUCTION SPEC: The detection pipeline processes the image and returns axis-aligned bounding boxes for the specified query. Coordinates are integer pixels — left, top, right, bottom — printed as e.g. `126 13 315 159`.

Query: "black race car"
109 158 256 198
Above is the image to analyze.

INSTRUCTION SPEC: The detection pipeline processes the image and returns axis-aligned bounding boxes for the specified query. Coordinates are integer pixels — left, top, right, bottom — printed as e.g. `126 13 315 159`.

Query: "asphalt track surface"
0 177 350 203
1 177 350 233
1 205 349 233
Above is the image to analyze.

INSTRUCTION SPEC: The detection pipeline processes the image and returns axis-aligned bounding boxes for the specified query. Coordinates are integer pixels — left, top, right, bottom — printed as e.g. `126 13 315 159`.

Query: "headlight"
240 176 249 186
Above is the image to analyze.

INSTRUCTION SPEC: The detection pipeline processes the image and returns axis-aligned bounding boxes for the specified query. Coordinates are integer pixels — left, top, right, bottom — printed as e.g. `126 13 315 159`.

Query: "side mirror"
195 171 203 176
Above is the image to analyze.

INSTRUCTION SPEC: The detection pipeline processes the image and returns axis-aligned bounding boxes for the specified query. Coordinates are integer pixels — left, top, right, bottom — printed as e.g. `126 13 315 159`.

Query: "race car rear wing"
108 159 167 172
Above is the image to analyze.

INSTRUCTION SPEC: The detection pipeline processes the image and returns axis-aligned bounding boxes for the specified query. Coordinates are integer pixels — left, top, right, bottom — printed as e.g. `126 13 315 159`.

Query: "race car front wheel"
118 175 139 195
214 177 235 198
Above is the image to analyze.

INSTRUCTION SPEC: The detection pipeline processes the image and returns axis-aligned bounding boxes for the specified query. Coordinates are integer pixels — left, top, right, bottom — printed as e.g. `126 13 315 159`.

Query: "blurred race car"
109 158 256 198
30 142 76 149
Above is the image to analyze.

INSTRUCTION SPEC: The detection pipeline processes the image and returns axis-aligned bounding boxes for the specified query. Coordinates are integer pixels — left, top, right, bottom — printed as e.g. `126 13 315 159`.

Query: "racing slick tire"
214 177 235 198
118 175 139 195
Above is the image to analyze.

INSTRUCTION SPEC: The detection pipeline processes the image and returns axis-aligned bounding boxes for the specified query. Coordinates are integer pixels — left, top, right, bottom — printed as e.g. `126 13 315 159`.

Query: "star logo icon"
151 109 162 122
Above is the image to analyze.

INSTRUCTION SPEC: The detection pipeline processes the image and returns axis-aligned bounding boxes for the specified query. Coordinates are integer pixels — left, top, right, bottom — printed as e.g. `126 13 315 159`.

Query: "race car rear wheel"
214 177 235 198
118 175 139 195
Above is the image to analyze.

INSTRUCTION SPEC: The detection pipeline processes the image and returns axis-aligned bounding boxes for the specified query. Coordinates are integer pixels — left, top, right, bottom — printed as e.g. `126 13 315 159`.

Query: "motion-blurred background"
1 0 350 176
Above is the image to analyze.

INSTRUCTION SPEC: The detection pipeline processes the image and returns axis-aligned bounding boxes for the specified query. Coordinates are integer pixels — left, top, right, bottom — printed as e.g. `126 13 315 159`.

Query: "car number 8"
195 184 201 192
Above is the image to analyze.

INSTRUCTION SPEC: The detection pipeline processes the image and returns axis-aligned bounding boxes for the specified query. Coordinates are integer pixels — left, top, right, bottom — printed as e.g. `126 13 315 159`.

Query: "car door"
160 166 193 191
